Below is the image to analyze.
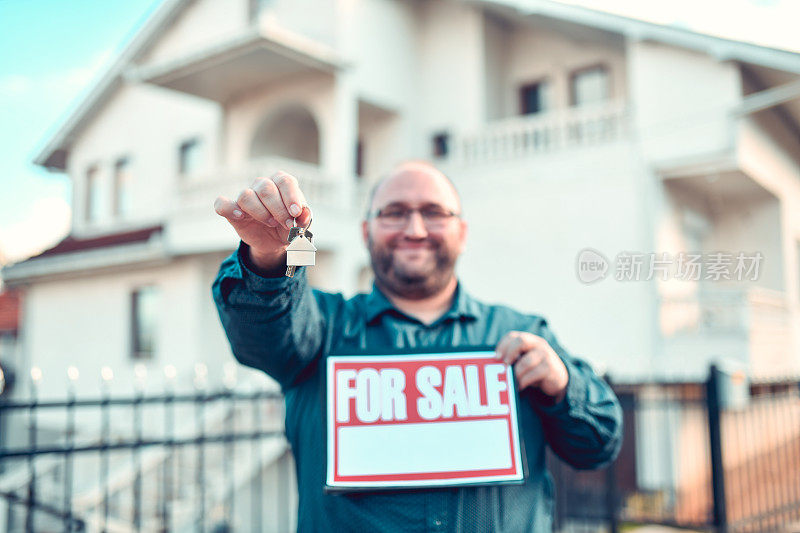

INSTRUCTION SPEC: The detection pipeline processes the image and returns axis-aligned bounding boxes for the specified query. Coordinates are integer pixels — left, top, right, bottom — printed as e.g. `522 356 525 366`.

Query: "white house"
3 0 800 529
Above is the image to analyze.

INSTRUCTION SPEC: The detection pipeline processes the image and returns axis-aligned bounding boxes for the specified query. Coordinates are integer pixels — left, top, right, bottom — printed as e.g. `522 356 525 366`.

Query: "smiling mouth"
392 239 437 250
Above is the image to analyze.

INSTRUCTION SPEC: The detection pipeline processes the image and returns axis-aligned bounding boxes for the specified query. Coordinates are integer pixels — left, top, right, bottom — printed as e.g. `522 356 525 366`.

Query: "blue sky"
0 0 157 263
0 0 799 264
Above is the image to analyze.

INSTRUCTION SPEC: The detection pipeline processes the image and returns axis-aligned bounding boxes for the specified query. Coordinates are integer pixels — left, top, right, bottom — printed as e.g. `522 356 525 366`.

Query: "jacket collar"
365 281 480 326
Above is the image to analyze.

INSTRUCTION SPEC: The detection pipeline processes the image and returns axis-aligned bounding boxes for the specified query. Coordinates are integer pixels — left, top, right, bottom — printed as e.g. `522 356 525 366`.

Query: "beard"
367 234 459 300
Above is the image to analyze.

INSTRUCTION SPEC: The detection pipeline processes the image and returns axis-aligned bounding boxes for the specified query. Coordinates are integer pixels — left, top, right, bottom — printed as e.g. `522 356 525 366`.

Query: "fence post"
706 364 728 533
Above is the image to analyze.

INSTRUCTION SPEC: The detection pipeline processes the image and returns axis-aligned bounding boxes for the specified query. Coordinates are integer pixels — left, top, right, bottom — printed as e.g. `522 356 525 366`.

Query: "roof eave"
30 0 191 172
480 0 800 74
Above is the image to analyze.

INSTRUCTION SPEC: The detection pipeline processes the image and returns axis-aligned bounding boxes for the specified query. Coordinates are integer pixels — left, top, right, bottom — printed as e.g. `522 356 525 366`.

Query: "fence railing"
0 367 292 533
2 364 799 532
552 367 800 533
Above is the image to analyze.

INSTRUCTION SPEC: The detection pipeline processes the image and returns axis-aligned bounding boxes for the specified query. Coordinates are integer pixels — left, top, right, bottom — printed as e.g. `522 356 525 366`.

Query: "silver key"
285 218 316 277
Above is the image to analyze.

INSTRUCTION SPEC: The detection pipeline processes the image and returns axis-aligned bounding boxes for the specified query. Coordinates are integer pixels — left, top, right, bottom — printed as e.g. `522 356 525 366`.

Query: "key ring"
290 208 312 230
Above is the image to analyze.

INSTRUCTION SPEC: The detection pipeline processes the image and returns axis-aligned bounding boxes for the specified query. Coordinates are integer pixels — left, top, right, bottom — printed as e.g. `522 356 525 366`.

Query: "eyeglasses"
369 205 460 229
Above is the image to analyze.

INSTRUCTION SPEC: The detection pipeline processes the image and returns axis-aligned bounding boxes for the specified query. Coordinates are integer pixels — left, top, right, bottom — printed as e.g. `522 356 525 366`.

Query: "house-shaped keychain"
286 233 317 266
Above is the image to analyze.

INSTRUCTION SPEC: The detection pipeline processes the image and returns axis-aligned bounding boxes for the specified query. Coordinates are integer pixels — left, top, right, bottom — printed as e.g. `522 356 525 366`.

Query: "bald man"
212 162 622 532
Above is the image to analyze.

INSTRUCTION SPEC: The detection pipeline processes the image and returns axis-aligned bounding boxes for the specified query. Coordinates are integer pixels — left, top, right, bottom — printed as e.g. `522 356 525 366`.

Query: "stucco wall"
68 84 221 237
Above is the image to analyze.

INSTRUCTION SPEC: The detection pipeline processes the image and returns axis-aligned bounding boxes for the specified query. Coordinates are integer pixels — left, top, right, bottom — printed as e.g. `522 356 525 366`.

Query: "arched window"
250 105 320 165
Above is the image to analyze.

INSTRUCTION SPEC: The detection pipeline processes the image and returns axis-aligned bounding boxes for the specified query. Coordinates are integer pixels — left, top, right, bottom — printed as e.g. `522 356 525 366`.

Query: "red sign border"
325 351 525 490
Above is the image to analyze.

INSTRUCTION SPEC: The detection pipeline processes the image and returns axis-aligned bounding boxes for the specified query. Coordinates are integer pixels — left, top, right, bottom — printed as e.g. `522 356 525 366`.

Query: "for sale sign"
326 351 525 490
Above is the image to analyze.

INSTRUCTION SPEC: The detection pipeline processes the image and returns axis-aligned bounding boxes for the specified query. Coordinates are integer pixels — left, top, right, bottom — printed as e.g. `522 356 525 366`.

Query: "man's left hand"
495 331 569 403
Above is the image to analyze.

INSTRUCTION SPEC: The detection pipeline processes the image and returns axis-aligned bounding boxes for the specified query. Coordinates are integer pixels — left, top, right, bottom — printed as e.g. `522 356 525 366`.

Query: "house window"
85 165 101 223
570 66 610 106
355 139 364 177
519 81 551 115
131 286 159 360
179 138 203 176
432 132 450 158
113 157 132 218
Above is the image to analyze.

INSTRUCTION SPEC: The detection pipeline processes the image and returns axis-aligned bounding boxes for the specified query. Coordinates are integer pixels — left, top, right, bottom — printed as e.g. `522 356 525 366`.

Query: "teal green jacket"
212 244 622 532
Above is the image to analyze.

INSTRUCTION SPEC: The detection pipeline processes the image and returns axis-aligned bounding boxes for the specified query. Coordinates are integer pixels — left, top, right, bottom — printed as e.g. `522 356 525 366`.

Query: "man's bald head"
362 160 467 300
366 161 461 217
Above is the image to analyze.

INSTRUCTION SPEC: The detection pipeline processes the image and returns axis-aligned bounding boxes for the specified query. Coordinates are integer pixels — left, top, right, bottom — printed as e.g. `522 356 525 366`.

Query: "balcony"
131 8 342 103
167 157 366 254
447 101 629 165
660 287 795 379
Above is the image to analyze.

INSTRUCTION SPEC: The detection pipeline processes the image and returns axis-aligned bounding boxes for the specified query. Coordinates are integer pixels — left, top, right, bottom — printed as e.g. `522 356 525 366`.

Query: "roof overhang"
0 226 167 285
127 24 343 103
478 0 800 74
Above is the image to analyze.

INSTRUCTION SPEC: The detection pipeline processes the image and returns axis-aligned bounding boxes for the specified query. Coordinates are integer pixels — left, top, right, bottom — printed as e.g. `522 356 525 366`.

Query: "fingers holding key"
236 188 275 226
251 176 294 229
249 172 310 230
213 196 245 222
272 171 311 228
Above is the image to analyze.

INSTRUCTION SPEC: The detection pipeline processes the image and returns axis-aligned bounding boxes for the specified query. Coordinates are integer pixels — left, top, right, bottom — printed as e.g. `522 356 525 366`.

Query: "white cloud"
0 49 113 102
0 196 72 265
0 75 32 97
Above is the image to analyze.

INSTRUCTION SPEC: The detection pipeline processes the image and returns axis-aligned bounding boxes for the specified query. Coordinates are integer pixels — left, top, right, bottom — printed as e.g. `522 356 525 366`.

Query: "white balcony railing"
660 287 794 377
450 101 629 165
660 287 787 335
177 156 355 216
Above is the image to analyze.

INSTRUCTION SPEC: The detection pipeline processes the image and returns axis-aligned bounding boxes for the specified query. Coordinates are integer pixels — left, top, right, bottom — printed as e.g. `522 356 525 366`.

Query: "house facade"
2 0 800 528
5 0 800 394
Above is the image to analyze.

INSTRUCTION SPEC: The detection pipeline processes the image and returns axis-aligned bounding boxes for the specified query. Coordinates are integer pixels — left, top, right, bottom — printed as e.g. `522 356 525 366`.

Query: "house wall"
444 139 657 379
483 14 511 122
707 196 784 292
628 40 742 165
739 114 800 310
21 257 235 402
416 1 487 141
225 75 335 169
139 0 251 67
738 116 800 373
19 0 800 386
68 84 221 237
259 0 338 48
501 21 627 117
349 0 418 112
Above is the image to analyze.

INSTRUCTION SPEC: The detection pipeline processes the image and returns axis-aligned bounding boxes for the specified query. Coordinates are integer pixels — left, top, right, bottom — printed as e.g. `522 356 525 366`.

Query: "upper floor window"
432 132 450 158
113 157 132 218
570 66 610 107
355 139 364 177
130 286 159 360
85 165 101 223
519 80 552 115
179 138 204 177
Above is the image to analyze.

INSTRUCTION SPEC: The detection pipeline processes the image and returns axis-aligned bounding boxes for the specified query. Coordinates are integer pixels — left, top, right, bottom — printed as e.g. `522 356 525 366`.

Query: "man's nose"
403 210 428 237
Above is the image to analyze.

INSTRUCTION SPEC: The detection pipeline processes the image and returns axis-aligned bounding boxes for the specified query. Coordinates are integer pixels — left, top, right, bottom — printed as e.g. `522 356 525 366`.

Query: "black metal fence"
0 370 292 533
1 364 799 533
551 365 800 533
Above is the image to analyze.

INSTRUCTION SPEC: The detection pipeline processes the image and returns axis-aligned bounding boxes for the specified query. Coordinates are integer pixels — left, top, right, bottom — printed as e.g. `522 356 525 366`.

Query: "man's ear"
457 219 468 253
362 220 369 246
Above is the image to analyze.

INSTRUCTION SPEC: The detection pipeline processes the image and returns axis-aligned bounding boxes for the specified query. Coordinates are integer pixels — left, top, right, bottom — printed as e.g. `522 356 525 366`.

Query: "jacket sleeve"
211 242 326 390
525 319 623 470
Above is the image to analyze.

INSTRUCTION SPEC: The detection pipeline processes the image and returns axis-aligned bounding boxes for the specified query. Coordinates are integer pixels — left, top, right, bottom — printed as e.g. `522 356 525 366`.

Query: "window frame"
178 137 203 177
569 64 612 107
518 78 551 116
130 285 159 361
113 156 132 218
85 164 100 223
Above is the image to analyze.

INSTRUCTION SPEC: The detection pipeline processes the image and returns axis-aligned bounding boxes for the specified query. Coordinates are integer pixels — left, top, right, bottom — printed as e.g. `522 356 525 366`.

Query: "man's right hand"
214 171 311 275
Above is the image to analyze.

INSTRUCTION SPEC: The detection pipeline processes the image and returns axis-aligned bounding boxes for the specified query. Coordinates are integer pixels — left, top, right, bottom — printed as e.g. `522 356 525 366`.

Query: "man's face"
362 166 467 299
